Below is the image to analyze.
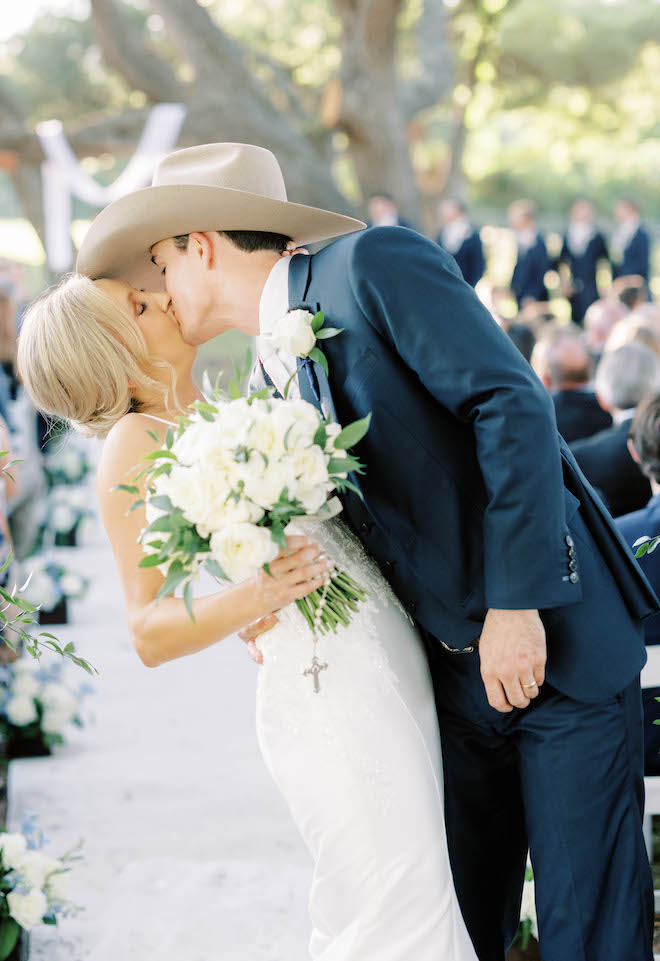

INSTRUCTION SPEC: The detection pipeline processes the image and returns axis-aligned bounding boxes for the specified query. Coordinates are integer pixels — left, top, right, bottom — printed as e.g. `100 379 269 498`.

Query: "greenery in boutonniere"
269 308 343 391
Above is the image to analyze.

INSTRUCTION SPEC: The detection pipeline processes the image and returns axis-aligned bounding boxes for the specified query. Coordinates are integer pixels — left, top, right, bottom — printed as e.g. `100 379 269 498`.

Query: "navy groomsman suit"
436 227 486 288
559 229 609 325
618 495 660 776
612 223 651 288
511 233 551 306
257 228 657 961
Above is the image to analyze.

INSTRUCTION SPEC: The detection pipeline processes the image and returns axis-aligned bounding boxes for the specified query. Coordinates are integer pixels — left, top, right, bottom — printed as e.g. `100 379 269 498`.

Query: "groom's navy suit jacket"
281 227 658 703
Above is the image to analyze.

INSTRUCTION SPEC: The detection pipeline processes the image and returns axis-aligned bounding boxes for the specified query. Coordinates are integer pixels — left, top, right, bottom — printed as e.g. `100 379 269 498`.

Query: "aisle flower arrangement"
18 558 89 624
45 488 92 548
0 816 82 959
43 445 90 489
0 656 92 757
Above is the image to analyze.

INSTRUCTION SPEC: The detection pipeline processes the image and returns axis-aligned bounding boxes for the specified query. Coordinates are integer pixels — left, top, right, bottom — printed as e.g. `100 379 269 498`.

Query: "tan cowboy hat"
76 143 366 289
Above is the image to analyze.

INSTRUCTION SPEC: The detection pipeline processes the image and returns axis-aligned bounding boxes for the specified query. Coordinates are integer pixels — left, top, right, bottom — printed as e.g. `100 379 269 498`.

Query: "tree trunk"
333 0 420 223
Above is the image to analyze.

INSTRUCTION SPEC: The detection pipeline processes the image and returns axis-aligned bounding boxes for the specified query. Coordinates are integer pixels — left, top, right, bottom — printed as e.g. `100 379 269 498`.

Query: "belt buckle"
440 641 475 654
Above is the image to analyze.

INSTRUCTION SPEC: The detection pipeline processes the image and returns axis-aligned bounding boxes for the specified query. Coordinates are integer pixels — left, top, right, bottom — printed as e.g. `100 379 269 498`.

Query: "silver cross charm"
303 654 328 694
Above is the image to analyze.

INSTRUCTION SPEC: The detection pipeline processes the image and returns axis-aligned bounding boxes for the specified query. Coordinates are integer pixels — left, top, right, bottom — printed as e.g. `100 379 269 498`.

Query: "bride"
17 273 478 961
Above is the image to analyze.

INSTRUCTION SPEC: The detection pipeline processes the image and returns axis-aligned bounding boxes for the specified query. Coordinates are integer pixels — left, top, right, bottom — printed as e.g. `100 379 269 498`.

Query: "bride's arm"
96 415 328 668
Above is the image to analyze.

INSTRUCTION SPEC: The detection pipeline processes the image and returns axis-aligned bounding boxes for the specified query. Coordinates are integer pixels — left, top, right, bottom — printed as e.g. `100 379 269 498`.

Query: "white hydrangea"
59 573 85 598
11 675 41 700
209 523 279 582
50 503 78 534
41 710 75 735
20 569 60 612
4 695 38 727
12 850 61 890
0 833 28 869
7 888 48 931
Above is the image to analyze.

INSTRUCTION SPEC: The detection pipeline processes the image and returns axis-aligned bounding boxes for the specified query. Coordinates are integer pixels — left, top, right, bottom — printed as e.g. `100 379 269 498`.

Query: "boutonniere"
270 308 343 378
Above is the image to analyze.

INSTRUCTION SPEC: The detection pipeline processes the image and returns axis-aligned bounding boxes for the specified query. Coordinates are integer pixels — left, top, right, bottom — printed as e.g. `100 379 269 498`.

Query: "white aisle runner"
7 529 312 960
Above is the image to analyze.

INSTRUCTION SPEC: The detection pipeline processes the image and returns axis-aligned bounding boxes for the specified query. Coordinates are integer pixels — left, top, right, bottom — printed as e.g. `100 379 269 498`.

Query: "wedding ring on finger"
522 678 538 690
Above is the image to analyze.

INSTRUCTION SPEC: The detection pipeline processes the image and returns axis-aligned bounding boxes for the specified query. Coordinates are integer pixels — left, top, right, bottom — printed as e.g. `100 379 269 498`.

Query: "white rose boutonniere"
269 309 343 392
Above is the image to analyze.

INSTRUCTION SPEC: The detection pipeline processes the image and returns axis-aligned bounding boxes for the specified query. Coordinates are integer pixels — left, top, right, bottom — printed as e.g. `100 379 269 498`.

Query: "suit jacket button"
568 547 576 558
565 534 574 548
568 559 578 572
569 571 579 584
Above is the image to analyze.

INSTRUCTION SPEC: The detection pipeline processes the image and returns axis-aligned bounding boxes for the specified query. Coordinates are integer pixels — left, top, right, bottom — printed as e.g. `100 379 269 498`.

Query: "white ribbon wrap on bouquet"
37 103 187 272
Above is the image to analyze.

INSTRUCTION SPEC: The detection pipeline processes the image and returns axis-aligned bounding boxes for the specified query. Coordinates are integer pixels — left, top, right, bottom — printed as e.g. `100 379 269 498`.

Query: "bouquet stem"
296 568 368 635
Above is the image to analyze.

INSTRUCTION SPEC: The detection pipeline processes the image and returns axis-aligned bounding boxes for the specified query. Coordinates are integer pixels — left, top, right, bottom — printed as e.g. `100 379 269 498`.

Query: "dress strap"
139 413 178 427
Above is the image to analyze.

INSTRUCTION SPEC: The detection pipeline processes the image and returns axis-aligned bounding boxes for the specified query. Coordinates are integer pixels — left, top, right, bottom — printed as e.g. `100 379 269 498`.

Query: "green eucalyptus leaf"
311 310 324 333
183 580 195 622
315 327 344 340
307 346 329 376
334 413 372 450
205 559 229 581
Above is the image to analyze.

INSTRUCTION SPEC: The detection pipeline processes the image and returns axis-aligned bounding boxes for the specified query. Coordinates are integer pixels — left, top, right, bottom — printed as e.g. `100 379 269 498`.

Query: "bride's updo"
18 274 175 439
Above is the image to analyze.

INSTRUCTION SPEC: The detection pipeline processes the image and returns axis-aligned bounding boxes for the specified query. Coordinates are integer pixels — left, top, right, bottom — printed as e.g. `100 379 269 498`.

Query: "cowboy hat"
76 143 366 288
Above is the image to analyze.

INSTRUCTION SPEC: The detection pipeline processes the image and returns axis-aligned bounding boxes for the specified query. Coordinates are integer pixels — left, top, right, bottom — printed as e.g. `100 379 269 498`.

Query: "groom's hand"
478 609 546 712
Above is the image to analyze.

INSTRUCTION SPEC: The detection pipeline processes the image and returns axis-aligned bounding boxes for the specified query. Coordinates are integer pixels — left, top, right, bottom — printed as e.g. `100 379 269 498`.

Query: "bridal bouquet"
0 816 83 957
122 392 370 634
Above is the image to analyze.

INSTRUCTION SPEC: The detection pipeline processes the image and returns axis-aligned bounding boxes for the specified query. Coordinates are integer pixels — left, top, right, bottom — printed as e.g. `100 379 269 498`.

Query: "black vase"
38 597 68 625
4 724 51 760
54 527 77 548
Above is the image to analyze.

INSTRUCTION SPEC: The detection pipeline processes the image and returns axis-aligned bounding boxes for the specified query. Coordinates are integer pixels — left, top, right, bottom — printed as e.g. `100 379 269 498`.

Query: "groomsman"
508 200 551 307
436 199 486 288
558 199 609 326
611 199 651 288
366 192 413 230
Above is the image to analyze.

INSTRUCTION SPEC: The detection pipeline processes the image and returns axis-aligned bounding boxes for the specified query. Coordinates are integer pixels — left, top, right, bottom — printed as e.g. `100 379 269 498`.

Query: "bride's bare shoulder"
96 413 163 497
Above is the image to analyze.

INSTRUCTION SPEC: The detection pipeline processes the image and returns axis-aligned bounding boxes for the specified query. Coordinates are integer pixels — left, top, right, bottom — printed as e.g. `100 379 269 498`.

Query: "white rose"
46 871 69 901
0 834 27 870
294 484 328 514
289 445 329 490
215 399 256 449
7 888 48 930
324 421 343 453
209 523 279 583
4 695 38 727
171 420 215 465
12 851 60 890
11 676 40 699
248 411 288 461
270 309 317 357
241 459 296 511
272 399 322 450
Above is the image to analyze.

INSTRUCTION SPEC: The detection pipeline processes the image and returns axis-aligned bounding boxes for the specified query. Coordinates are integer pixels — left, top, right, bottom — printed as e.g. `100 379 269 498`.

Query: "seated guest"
508 199 551 307
571 343 658 516
505 322 536 365
366 192 413 230
617 394 660 773
558 199 609 327
604 316 660 359
583 298 626 366
536 331 613 442
611 199 651 289
615 275 648 313
436 199 485 288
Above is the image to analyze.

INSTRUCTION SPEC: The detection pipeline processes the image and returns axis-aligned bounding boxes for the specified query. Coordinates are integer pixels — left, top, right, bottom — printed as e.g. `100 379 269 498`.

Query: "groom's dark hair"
172 230 292 254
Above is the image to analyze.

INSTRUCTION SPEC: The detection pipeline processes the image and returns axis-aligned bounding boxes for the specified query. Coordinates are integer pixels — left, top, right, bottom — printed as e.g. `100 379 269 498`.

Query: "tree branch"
89 0 183 103
401 0 453 119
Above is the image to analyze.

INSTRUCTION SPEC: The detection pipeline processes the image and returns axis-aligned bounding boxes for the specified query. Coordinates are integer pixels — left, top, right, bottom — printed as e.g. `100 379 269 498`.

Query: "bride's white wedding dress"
86 414 477 961
255 514 478 961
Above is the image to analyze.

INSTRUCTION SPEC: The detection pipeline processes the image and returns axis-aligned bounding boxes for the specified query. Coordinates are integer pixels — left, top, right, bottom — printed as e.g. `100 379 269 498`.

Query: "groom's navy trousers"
275 231 657 961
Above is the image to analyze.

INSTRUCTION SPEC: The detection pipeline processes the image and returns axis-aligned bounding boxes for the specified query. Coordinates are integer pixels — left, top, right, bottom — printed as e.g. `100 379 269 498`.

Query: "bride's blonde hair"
17 274 177 439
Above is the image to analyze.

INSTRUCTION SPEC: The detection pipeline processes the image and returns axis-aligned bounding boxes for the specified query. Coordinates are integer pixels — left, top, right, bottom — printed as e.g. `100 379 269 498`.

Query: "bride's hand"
242 537 330 663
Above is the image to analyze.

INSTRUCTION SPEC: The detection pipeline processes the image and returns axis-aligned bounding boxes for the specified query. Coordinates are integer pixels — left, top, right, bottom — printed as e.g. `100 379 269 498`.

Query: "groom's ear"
188 232 215 271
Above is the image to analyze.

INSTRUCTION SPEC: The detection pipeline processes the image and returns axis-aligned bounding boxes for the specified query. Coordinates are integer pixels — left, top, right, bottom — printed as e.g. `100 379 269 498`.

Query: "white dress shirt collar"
256 256 301 398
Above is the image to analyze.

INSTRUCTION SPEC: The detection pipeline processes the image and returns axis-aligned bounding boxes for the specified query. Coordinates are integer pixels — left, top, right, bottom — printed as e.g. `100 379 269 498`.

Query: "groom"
78 143 657 960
